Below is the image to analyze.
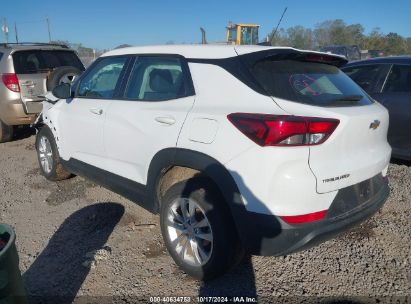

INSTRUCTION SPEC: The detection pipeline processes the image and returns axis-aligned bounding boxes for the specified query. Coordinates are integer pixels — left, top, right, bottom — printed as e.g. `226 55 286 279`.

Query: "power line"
2 18 52 43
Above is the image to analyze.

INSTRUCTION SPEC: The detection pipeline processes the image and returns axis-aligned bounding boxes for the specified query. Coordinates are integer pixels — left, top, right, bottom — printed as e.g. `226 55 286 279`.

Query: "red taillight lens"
228 113 339 146
2 73 20 92
279 210 327 224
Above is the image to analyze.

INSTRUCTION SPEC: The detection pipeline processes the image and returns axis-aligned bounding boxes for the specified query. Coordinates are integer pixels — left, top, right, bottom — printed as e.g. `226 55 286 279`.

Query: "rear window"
249 59 373 107
12 50 84 74
342 64 387 93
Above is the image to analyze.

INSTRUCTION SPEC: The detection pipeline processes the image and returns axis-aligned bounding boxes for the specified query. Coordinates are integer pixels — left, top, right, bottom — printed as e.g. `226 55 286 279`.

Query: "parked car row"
0 43 84 142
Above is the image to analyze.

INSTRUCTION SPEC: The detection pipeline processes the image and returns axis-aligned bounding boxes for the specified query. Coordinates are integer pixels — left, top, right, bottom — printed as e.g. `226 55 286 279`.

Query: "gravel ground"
0 132 410 303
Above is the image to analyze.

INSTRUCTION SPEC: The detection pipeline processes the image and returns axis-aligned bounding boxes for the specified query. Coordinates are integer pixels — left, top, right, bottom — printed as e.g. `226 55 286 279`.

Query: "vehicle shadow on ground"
198 256 257 298
391 158 411 167
13 126 36 141
23 202 124 304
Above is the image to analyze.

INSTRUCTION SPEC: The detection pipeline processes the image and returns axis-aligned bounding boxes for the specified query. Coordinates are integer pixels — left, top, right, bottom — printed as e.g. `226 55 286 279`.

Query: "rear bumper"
0 100 37 125
238 174 389 256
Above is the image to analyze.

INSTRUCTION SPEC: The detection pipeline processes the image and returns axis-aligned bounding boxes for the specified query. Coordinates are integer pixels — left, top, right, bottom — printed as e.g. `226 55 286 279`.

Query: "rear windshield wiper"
327 95 363 106
329 95 363 102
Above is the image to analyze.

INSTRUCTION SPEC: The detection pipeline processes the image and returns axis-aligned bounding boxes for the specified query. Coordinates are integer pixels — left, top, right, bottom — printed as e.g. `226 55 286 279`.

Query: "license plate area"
326 173 385 220
355 179 374 205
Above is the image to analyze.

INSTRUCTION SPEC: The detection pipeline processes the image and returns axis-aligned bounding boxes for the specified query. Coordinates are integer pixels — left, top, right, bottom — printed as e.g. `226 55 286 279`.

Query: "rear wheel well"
147 148 247 247
156 165 231 216
157 166 201 203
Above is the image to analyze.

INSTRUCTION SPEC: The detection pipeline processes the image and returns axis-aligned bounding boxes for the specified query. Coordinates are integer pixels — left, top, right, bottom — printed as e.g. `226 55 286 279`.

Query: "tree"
385 32 406 55
363 28 386 50
286 26 314 49
313 19 364 47
405 37 411 54
313 20 334 48
77 44 94 57
346 23 364 46
268 19 410 55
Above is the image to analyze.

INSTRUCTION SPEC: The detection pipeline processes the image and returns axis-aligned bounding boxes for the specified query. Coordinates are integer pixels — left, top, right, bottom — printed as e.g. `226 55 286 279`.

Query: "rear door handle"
90 108 103 115
155 116 176 125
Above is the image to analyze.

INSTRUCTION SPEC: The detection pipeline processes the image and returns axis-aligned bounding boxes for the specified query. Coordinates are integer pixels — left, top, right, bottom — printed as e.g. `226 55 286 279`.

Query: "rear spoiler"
239 49 348 68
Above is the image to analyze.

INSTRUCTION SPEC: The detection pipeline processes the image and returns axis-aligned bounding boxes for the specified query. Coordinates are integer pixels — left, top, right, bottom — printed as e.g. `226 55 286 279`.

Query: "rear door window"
383 64 411 93
12 50 84 74
342 64 388 93
249 59 373 107
124 56 190 101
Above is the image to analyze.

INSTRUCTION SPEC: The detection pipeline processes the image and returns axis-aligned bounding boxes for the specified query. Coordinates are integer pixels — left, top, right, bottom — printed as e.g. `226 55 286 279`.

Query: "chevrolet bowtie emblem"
369 120 380 130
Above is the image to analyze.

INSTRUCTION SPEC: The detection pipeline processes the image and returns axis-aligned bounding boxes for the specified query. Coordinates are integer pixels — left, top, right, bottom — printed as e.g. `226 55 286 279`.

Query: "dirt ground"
1 131 410 304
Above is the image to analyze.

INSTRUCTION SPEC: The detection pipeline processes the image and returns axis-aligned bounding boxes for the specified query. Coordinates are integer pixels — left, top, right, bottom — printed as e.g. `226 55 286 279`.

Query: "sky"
1 0 411 50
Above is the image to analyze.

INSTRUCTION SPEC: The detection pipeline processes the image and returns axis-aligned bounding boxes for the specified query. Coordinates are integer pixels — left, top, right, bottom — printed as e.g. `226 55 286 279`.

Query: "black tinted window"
383 65 411 93
13 50 84 74
77 57 127 99
124 57 188 101
0 52 3 61
342 64 386 93
250 59 373 107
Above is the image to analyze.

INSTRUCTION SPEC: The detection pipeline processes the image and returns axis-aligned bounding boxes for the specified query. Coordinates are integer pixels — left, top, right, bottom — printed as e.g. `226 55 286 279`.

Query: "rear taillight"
279 210 327 224
1 73 20 92
227 113 339 146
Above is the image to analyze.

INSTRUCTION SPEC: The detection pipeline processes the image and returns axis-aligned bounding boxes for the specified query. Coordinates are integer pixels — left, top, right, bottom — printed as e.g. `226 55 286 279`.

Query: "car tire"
160 177 240 280
0 119 14 143
35 126 72 181
46 66 82 91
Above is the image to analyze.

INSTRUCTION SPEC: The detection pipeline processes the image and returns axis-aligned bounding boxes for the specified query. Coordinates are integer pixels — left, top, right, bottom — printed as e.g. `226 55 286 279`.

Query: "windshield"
240 27 258 45
249 59 373 107
13 50 84 74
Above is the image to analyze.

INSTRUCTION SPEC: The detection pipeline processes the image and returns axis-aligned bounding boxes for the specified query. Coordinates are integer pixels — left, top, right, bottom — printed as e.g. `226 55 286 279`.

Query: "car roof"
103 44 260 59
102 44 347 60
344 56 411 67
0 43 73 53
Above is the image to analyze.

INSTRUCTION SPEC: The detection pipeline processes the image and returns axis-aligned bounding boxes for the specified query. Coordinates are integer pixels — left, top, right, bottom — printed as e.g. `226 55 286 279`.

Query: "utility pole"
2 18 9 43
14 22 19 43
46 17 51 42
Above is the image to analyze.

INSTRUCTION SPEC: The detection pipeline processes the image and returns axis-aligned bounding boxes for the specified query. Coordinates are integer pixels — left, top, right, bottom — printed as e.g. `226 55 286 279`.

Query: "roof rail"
0 42 69 48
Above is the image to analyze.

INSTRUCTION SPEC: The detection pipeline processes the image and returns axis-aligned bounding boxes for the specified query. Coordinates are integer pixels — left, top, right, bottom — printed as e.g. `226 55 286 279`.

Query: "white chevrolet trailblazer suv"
35 45 391 279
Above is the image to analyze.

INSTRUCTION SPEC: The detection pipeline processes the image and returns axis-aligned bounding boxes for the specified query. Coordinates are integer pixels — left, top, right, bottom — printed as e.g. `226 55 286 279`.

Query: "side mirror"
51 83 72 99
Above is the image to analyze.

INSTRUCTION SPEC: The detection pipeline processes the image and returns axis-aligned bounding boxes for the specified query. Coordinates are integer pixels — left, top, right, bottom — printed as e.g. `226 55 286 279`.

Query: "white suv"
35 45 391 279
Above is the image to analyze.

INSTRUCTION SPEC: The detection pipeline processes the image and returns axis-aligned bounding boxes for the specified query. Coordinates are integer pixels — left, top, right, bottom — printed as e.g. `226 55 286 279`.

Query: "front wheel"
35 126 72 181
160 178 239 280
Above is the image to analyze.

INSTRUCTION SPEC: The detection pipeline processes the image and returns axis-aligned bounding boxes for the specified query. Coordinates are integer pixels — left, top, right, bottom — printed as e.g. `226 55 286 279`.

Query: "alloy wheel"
166 198 213 266
38 136 53 174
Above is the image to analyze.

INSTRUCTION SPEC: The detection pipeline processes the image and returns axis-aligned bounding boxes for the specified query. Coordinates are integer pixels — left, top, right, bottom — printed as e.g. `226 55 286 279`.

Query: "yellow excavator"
226 22 259 45
201 9 287 46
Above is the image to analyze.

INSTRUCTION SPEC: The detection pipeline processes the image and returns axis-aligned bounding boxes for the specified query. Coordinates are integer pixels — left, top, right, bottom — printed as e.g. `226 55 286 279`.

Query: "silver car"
0 43 84 142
